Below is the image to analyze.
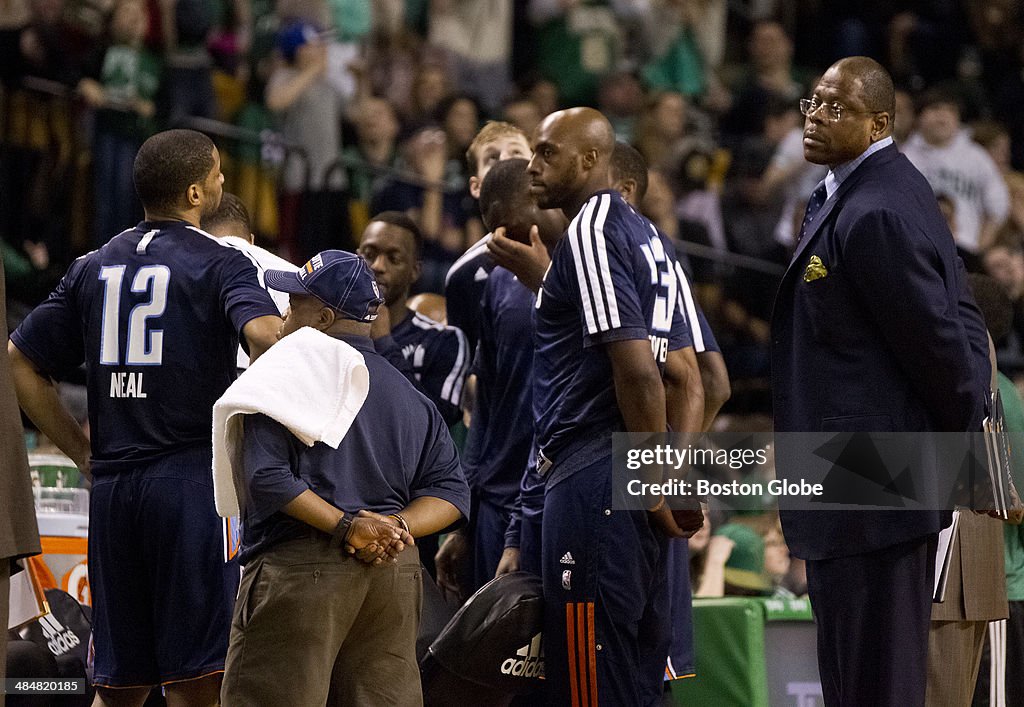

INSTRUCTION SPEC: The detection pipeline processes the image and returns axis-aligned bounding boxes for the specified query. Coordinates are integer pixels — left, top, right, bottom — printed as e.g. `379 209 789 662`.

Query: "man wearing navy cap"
221 249 471 707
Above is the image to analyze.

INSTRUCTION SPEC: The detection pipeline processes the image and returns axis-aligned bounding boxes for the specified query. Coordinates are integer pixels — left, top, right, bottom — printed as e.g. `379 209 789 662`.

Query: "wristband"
329 513 354 549
390 513 411 535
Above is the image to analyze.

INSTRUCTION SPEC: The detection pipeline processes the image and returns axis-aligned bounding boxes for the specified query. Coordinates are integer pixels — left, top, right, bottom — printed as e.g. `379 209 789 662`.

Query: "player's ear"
620 179 637 203
871 111 891 140
187 183 202 207
469 175 482 200
318 306 336 331
582 148 599 171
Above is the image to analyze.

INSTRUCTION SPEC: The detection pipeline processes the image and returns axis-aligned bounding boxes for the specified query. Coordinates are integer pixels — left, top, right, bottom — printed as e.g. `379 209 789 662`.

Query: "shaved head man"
528 107 616 218
530 108 703 706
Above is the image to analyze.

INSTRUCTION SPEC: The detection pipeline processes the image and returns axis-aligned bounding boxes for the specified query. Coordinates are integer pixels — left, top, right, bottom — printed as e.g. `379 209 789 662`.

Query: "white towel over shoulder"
212 326 370 517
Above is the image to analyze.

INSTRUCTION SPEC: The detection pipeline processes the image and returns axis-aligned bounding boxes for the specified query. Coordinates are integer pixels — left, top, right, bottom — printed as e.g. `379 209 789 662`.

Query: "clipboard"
7 557 49 630
933 509 961 603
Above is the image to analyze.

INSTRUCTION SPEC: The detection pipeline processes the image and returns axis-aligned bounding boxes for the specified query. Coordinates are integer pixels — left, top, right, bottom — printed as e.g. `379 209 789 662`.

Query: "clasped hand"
344 510 415 566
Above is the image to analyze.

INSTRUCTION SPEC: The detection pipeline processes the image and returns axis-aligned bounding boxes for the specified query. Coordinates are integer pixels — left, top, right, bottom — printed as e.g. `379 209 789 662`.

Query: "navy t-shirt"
533 190 691 458
461 267 536 509
390 309 470 426
238 334 471 563
444 234 495 355
11 221 280 473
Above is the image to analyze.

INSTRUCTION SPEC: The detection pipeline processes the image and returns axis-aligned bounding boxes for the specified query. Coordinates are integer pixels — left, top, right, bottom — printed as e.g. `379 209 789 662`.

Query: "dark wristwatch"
329 514 354 549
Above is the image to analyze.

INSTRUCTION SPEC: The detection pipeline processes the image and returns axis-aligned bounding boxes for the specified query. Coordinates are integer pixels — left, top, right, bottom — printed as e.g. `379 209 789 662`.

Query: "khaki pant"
926 620 988 707
222 533 423 707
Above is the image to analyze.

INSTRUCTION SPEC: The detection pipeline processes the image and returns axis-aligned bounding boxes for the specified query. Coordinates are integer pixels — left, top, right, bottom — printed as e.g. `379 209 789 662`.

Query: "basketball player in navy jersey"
358 212 469 428
357 210 469 580
456 158 565 589
528 108 702 706
9 129 281 707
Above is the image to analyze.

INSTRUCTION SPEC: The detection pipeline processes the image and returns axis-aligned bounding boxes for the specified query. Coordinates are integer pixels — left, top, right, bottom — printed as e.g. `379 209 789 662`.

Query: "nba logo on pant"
562 570 572 590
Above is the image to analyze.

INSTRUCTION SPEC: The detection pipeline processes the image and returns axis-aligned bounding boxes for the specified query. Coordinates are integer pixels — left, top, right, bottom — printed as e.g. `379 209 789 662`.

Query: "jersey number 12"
98 265 170 366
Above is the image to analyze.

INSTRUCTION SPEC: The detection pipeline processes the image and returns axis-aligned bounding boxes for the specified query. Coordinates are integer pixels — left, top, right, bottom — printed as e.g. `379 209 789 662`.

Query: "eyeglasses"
799 98 879 122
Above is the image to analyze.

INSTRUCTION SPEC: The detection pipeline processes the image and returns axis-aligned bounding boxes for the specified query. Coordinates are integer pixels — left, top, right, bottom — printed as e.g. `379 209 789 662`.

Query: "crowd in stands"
4 0 1024 410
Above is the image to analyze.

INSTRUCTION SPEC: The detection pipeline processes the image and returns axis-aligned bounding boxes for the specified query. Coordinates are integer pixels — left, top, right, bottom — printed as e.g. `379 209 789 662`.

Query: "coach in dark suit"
771 56 989 707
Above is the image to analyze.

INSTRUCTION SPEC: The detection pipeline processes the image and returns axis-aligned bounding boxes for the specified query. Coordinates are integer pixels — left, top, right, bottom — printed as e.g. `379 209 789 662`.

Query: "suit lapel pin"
804 255 828 282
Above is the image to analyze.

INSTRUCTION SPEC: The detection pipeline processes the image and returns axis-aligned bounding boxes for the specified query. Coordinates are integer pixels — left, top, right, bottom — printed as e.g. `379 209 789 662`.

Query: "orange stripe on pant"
566 603 580 707
577 603 589 706
586 602 598 705
566 602 599 706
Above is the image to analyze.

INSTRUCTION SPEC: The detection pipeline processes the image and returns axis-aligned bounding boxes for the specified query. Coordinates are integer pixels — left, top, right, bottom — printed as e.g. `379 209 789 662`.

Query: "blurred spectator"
327 0 370 44
973 119 1016 176
428 0 512 115
903 89 1009 254
437 94 479 174
886 5 968 90
966 0 1022 87
525 76 558 117
363 19 419 118
157 0 217 124
972 120 1024 238
597 70 643 142
720 20 811 143
695 522 771 597
0 0 31 86
343 96 400 207
983 237 1024 373
436 93 482 240
78 0 159 247
668 142 727 284
1004 172 1024 235
893 86 916 144
276 0 330 29
266 20 346 259
639 0 726 101
724 95 801 260
528 0 620 106
322 0 369 102
205 0 251 81
752 108 828 252
634 89 689 171
501 94 542 137
403 62 452 133
372 127 470 290
18 0 86 86
936 193 983 273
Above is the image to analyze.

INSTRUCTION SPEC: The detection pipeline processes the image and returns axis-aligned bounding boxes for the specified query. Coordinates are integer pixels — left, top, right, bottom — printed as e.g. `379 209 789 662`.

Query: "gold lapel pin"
804 255 828 282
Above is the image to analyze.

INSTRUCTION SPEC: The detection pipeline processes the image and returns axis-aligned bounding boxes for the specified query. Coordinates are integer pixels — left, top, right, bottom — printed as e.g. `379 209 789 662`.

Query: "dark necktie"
797 181 828 245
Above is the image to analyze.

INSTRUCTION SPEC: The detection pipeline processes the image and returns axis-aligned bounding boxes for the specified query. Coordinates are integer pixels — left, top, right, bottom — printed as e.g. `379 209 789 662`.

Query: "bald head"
529 107 616 215
540 107 616 160
831 56 895 114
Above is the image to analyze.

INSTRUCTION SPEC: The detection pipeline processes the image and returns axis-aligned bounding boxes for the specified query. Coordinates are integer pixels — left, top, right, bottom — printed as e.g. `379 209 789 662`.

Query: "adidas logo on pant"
559 552 575 565
500 633 545 678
